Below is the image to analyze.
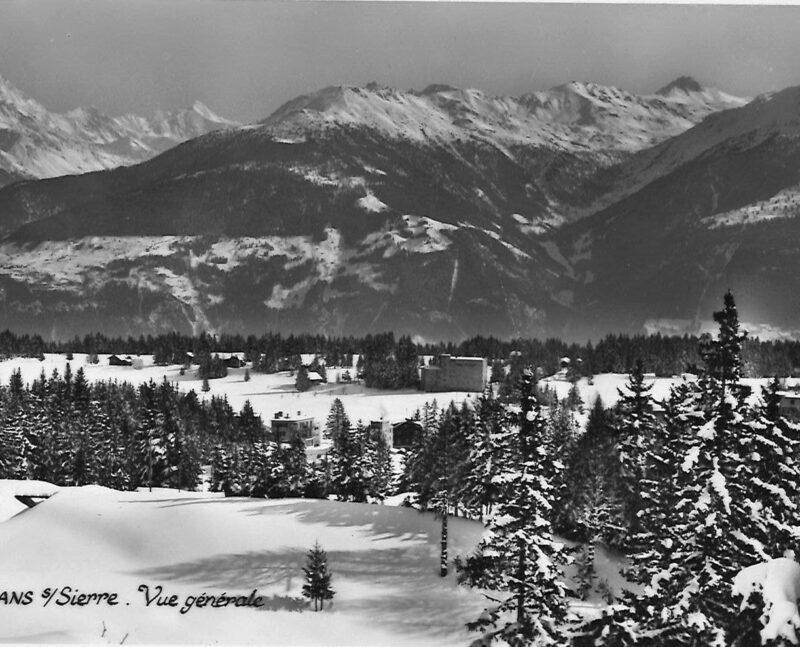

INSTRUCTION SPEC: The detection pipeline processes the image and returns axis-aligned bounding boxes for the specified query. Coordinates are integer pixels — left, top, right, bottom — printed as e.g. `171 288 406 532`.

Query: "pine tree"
302 541 335 611
369 430 393 502
237 400 263 444
574 473 616 600
295 366 311 392
601 292 800 644
329 420 371 502
699 290 748 408
463 391 506 520
546 398 580 536
559 397 618 541
270 436 308 498
614 359 660 541
457 370 568 645
325 398 350 442
210 444 232 495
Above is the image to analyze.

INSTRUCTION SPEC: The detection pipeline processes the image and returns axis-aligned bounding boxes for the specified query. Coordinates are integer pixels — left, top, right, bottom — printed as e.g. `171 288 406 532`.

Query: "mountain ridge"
3 74 799 341
0 74 238 186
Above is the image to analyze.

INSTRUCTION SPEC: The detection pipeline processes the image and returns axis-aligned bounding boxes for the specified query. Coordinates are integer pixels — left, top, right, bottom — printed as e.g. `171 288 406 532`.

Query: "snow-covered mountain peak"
0 75 47 122
260 79 745 155
657 75 705 95
416 83 460 96
190 100 229 123
653 75 749 114
0 72 238 184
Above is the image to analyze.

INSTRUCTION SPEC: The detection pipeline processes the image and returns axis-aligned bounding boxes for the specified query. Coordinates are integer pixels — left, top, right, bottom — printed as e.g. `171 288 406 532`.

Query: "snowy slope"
0 486 488 645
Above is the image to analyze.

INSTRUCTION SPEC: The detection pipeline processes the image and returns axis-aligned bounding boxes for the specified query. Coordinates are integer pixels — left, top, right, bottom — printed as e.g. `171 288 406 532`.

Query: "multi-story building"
270 411 320 447
369 419 393 446
420 354 487 392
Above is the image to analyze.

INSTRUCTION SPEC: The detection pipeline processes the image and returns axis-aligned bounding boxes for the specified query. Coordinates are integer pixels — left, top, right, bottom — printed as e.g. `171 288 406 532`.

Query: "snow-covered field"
0 483 489 645
0 355 777 436
0 354 479 430
540 372 772 409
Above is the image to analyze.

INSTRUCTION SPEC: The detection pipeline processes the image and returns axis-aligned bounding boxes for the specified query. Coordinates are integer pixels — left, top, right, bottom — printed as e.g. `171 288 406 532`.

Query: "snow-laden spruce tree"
329 421 374 502
579 292 800 645
743 376 800 562
614 359 660 542
324 398 349 441
269 435 309 497
457 370 568 645
607 293 800 644
302 541 335 611
618 292 761 643
462 390 506 520
573 471 618 601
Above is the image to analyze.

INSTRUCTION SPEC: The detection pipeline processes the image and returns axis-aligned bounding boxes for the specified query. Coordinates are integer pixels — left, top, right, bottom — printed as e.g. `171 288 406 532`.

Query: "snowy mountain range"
1 74 799 341
0 75 237 185
262 77 746 161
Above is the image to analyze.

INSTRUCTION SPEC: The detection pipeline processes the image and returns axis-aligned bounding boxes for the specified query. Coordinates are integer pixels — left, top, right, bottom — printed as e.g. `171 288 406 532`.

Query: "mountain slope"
554 84 800 338
0 77 770 340
0 123 573 339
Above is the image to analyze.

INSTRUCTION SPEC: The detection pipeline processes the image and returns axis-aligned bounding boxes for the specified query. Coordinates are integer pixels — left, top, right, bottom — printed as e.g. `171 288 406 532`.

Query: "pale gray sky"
1 1 799 123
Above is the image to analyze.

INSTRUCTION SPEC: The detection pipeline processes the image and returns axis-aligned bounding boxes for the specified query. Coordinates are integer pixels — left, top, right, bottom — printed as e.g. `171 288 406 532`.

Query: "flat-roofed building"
271 411 320 447
421 354 487 392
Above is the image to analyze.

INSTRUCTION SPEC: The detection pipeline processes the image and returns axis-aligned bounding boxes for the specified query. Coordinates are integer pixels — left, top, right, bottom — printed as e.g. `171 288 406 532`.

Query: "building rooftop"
271 410 314 422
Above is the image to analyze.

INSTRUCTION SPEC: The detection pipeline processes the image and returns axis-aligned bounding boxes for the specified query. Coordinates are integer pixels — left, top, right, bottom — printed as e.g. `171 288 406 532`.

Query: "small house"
221 353 245 369
109 354 132 367
391 419 423 449
307 371 326 385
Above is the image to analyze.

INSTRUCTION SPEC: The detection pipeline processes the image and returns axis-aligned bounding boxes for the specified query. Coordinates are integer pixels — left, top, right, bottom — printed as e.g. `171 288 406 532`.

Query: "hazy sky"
1 1 799 123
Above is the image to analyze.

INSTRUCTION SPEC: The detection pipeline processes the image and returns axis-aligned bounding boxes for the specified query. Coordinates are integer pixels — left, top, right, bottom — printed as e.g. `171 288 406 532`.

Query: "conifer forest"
1 291 799 645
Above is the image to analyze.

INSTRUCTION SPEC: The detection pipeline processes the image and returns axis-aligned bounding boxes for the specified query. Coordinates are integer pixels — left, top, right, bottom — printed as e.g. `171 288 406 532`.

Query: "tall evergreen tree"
324 398 350 442
457 371 568 645
614 359 660 541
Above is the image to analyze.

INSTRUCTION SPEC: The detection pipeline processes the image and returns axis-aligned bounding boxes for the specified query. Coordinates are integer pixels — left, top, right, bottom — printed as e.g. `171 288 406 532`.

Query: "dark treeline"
3 328 800 379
